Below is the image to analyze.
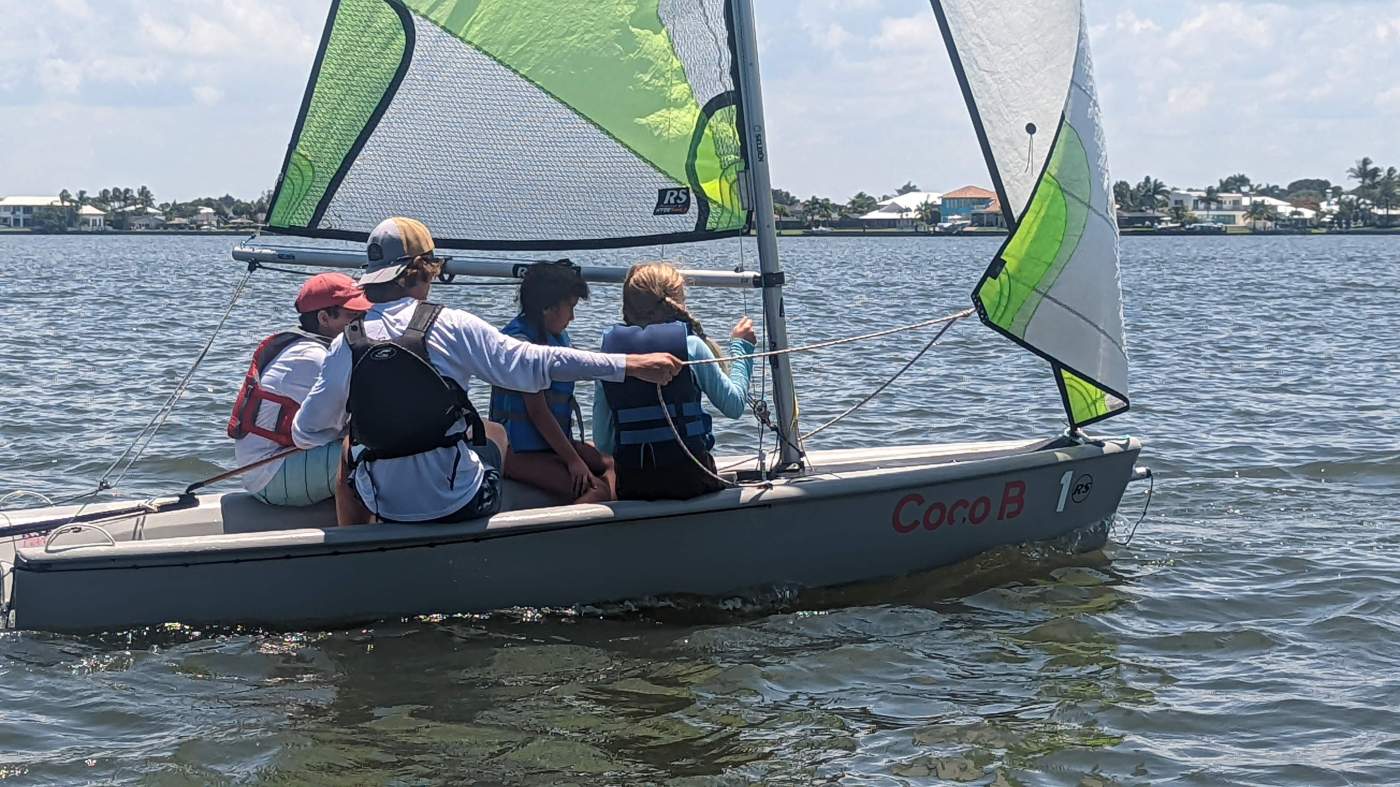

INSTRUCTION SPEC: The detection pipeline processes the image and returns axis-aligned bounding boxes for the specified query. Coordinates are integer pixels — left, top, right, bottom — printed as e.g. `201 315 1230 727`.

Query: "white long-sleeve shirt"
292 297 627 522
233 337 329 493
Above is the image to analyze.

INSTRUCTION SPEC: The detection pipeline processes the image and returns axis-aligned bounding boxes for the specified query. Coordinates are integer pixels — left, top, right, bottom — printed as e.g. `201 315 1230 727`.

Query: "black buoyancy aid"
600 321 714 470
344 302 485 464
227 332 330 447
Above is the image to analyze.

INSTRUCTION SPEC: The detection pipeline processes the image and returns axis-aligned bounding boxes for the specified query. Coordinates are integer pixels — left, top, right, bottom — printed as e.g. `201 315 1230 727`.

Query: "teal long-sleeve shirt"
592 335 755 455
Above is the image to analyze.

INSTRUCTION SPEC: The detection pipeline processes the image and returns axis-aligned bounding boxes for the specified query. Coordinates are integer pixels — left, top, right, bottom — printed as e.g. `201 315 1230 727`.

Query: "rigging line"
718 310 969 472
799 313 963 443
88 266 256 509
654 384 767 491
1118 468 1154 547
681 308 975 368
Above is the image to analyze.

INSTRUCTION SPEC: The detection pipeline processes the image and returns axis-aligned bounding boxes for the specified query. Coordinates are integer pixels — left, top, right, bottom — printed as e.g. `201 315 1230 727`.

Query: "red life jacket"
227 332 328 447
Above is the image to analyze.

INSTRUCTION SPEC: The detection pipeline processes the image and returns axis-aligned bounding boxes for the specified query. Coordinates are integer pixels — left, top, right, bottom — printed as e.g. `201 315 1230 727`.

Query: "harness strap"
400 302 443 363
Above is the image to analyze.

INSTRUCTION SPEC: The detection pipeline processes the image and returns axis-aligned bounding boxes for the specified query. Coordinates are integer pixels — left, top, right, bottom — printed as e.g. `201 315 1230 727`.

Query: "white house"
194 206 220 228
77 205 108 230
858 191 943 228
0 196 109 229
119 205 166 230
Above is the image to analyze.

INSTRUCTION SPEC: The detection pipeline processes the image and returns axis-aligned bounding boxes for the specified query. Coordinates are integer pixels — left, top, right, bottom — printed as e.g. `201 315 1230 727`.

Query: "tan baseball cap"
360 217 435 285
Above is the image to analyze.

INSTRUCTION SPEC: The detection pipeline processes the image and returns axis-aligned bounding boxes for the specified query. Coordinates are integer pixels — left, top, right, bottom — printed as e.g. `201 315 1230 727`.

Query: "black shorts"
615 451 726 502
363 441 504 525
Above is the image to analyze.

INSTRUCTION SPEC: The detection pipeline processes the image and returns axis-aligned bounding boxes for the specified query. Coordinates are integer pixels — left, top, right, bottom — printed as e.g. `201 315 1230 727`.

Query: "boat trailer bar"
231 245 763 289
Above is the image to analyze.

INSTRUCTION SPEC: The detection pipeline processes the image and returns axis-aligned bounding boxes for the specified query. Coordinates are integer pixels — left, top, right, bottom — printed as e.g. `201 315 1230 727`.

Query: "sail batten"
266 0 751 250
933 0 1130 428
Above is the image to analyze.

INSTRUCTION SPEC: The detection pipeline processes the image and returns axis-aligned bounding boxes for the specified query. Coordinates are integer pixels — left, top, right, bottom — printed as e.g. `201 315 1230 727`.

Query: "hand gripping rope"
657 307 976 488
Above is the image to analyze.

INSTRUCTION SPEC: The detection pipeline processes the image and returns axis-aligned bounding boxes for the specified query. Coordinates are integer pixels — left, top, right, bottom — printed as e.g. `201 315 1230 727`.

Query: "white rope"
718 308 973 472
681 308 976 368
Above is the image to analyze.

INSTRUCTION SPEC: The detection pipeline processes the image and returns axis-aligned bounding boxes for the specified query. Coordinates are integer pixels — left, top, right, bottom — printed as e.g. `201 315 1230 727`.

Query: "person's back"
593 262 755 501
229 273 368 506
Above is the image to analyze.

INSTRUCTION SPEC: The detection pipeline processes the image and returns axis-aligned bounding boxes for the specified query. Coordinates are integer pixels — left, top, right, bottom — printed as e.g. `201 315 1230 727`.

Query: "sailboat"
1 0 1145 633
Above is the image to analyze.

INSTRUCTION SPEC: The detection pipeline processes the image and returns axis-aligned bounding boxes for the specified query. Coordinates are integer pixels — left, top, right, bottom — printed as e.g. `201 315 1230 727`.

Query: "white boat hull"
1 437 1142 633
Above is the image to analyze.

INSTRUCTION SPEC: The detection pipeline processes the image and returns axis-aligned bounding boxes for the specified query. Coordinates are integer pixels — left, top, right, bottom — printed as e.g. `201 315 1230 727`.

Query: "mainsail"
266 0 751 250
932 0 1130 428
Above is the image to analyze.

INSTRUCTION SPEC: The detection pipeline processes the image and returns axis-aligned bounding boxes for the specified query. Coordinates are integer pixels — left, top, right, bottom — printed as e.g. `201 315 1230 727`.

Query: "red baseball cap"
295 272 373 314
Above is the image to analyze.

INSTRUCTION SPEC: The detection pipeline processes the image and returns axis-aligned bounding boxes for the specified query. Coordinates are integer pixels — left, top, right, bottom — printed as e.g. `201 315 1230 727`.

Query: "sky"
0 0 1395 203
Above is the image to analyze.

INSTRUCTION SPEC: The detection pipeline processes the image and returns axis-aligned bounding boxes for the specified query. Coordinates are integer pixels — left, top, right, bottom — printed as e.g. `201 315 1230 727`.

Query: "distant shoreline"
0 228 256 238
3 227 1396 241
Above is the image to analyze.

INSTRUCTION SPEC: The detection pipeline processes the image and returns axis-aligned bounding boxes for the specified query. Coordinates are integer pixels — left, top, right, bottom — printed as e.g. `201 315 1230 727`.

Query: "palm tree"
846 191 879 218
121 187 135 208
57 190 74 230
1245 201 1275 231
896 181 920 196
137 185 154 209
916 198 940 228
1376 167 1399 226
98 188 112 208
1200 186 1220 222
76 189 88 207
1348 157 1381 191
1137 176 1169 212
1113 180 1137 211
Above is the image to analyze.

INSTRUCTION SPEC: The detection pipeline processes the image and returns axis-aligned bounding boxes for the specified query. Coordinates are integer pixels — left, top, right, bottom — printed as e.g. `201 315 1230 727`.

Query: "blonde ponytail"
622 262 727 371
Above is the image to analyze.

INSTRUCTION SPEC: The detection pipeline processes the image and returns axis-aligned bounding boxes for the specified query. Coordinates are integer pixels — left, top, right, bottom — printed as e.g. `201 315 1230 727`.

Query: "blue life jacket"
488 315 579 453
600 321 714 470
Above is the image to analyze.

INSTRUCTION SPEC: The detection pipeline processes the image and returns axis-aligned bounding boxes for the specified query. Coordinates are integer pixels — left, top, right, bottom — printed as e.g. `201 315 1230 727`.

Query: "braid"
663 296 726 372
622 262 728 372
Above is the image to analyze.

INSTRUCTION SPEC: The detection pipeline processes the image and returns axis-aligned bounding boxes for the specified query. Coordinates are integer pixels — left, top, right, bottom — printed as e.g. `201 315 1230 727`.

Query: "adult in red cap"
227 273 371 507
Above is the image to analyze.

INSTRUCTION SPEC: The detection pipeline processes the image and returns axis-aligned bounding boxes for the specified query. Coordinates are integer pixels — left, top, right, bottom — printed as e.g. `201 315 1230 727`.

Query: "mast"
730 0 802 470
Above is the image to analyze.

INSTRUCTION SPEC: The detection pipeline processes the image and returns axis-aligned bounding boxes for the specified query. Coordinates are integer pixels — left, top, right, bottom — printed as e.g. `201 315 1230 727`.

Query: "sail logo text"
891 481 1026 534
654 188 692 215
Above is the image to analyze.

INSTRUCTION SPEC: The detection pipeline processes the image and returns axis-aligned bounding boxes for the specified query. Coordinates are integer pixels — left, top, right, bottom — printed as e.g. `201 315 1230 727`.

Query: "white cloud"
36 59 81 95
872 14 938 51
191 85 224 106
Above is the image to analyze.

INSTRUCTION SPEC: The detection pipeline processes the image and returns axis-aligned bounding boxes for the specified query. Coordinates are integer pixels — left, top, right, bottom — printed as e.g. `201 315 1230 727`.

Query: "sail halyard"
931 0 1130 429
263 0 754 251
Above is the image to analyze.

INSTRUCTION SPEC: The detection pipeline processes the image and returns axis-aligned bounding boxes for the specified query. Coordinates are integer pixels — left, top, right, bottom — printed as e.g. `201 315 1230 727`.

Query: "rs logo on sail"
891 481 1025 534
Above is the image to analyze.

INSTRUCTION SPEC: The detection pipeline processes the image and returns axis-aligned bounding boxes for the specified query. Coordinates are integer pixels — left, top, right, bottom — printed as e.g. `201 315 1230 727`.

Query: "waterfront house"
0 196 109 229
1117 210 1166 229
194 206 221 228
940 186 996 219
972 198 1006 228
857 192 942 229
77 205 107 230
120 205 166 230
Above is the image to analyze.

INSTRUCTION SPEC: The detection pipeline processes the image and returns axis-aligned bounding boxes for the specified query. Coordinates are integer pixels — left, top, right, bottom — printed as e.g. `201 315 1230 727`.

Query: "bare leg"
574 442 617 500
335 436 374 527
484 421 509 471
504 448 614 504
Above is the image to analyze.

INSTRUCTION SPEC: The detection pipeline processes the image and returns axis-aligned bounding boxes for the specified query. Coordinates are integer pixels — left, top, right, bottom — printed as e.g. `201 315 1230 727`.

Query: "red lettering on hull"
891 481 1027 534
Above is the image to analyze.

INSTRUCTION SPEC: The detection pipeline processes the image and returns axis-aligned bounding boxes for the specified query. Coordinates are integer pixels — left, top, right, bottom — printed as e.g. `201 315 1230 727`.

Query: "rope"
1118 468 1154 547
48 265 256 526
681 308 975 368
799 314 963 442
717 308 972 472
654 384 762 491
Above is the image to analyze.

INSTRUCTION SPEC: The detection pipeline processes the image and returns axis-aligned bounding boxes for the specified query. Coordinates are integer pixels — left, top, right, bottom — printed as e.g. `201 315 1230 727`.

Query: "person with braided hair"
594 262 757 501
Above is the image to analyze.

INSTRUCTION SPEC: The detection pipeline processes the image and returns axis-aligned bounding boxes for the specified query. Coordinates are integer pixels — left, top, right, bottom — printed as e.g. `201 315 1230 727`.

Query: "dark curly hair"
519 260 588 335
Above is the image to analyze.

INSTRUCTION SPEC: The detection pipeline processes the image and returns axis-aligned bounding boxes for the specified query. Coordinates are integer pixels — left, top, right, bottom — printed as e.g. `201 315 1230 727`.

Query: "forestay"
932 0 1130 428
266 0 751 250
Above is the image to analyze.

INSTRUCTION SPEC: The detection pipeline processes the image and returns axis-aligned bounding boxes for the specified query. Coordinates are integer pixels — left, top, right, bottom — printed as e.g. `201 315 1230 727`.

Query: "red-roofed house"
972 197 1006 228
940 186 996 219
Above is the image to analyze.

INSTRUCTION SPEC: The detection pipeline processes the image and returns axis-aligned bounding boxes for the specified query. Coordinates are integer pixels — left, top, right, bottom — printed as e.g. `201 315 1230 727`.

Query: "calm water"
1 234 1397 785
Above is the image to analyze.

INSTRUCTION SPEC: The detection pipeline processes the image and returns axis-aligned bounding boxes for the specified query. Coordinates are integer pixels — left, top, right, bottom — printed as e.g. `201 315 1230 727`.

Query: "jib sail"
932 0 1130 428
266 0 750 250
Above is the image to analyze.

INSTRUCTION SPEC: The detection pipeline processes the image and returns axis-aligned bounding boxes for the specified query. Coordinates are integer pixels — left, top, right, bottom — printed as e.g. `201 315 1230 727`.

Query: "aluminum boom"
730 0 802 469
231 245 761 289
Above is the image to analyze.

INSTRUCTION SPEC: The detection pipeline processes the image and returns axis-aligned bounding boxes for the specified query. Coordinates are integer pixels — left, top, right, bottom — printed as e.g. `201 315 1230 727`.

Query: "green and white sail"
932 0 1129 428
266 0 750 250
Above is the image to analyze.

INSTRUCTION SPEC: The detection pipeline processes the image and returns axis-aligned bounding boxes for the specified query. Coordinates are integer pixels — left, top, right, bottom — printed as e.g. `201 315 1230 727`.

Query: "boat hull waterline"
1 437 1142 633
